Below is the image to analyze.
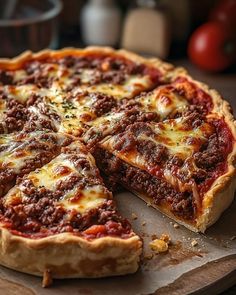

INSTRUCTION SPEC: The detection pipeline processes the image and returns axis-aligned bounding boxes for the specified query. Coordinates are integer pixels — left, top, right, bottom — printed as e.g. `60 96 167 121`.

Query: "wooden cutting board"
0 256 235 295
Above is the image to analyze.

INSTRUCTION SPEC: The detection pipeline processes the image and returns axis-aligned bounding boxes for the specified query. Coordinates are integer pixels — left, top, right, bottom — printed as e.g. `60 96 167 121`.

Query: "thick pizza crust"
0 227 142 278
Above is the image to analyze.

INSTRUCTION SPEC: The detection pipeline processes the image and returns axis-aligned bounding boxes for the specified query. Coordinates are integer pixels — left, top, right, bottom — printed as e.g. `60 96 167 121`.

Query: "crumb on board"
42 269 53 288
191 239 198 247
146 202 151 207
131 213 138 220
149 239 169 253
142 221 146 226
160 233 171 244
173 223 179 229
144 253 153 260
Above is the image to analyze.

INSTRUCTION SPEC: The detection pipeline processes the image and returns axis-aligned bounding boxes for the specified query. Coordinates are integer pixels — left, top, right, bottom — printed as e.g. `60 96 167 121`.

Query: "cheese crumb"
147 202 151 207
191 239 198 247
131 213 138 220
160 233 171 244
173 223 179 228
149 239 168 253
142 221 146 226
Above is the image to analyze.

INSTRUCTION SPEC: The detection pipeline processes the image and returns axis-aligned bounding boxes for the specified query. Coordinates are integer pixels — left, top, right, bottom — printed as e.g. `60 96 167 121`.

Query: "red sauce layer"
173 77 213 112
198 118 234 197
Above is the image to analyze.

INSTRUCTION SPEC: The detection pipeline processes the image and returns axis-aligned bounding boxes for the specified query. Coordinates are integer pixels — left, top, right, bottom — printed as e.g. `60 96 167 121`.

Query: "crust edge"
0 227 142 278
0 46 174 79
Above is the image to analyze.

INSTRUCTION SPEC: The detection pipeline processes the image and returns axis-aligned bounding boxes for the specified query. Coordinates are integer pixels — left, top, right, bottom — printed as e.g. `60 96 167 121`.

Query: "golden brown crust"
0 226 142 278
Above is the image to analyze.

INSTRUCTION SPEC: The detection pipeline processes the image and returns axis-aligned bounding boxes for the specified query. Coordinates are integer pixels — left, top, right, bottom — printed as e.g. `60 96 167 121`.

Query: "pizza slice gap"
0 131 72 197
95 112 235 232
0 140 141 279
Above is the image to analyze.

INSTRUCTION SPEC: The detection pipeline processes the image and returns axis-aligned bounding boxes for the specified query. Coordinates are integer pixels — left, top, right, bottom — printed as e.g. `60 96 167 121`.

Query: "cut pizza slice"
0 131 72 197
25 88 118 137
95 110 236 232
0 47 171 101
45 48 170 99
0 140 141 279
125 73 217 122
83 76 218 150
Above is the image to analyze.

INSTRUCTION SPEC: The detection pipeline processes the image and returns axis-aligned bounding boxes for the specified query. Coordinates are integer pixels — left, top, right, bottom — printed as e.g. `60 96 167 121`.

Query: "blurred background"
0 0 235 73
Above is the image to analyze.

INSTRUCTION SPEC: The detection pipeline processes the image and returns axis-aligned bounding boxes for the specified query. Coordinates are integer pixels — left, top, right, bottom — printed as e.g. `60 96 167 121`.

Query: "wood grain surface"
155 255 236 295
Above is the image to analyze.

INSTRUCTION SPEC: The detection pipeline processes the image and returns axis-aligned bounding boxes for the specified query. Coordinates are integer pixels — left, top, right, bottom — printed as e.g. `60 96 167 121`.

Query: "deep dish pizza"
0 47 235 284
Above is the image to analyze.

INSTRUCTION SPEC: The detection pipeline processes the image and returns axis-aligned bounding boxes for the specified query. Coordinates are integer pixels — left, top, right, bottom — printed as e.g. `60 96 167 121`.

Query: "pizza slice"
125 71 217 122
83 74 218 150
46 47 170 99
24 87 118 137
0 141 141 280
83 104 159 150
0 47 170 99
0 131 72 197
95 109 236 232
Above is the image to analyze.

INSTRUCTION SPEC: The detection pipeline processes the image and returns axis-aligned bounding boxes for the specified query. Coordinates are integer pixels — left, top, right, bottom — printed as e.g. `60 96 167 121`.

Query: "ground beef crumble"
0 180 131 239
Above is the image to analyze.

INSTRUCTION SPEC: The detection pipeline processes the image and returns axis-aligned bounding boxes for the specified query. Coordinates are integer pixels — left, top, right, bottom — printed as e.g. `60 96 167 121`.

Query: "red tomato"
188 22 236 72
209 0 236 30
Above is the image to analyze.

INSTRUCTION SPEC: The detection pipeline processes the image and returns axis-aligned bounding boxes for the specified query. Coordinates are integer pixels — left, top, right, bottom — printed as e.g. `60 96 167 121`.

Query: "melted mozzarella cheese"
45 94 96 136
83 111 125 143
0 133 38 173
12 69 28 82
101 117 213 171
59 185 107 213
149 118 213 158
11 142 109 214
0 99 7 121
73 74 152 100
5 85 39 103
0 131 68 173
137 86 189 119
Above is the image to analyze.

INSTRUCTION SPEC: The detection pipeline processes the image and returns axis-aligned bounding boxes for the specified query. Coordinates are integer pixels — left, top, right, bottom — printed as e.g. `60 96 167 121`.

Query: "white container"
81 0 121 46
